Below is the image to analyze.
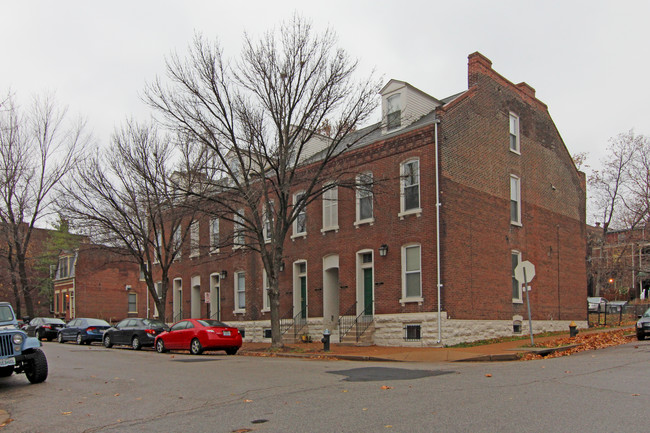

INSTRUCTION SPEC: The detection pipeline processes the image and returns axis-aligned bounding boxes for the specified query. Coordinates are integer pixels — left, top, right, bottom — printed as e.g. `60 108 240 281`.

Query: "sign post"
514 261 536 346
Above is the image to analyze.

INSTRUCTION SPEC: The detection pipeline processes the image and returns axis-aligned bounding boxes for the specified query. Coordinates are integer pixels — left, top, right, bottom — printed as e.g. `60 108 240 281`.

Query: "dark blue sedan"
57 318 111 345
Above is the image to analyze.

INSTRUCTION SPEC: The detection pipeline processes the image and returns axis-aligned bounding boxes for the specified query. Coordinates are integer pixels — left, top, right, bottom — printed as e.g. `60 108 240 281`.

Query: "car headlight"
12 333 24 345
638 322 644 329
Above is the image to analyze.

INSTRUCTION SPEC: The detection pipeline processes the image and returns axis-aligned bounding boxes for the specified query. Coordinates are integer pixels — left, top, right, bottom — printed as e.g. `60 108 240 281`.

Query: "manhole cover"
328 367 454 382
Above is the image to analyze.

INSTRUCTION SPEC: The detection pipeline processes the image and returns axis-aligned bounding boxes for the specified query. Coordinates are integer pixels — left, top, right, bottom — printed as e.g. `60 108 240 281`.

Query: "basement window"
403 324 421 341
263 328 272 339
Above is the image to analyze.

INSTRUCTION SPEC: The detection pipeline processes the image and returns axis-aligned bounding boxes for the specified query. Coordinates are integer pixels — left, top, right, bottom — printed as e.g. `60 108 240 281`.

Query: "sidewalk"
238 327 635 363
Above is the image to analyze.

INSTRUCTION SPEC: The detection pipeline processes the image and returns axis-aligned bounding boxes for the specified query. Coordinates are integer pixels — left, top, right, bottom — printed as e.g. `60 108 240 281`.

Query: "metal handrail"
292 309 307 340
172 311 183 322
280 308 294 335
338 302 373 343
338 302 357 341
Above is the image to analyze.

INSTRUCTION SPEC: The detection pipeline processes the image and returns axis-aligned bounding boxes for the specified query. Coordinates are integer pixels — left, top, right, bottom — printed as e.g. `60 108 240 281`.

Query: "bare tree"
0 92 87 318
589 131 650 295
146 16 380 347
60 121 204 322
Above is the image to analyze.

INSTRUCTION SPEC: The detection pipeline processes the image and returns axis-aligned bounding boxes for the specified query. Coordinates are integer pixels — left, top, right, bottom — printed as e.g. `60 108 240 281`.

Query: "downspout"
435 118 442 344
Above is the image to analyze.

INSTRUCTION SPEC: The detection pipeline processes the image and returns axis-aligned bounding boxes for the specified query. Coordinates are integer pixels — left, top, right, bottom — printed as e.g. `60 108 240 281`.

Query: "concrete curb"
239 351 397 362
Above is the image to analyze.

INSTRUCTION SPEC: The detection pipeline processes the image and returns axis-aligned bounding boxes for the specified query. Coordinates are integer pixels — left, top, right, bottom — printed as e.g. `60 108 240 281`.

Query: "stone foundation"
230 313 588 347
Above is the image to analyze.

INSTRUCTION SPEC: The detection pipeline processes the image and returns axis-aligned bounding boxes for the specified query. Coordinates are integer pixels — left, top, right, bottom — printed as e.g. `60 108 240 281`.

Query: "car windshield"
643 308 650 318
43 318 65 324
0 305 15 322
143 319 166 327
197 319 229 328
86 319 110 326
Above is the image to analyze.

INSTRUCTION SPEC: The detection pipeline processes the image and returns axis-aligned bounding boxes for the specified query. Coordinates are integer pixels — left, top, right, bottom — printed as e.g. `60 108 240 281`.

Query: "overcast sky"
2 1 649 175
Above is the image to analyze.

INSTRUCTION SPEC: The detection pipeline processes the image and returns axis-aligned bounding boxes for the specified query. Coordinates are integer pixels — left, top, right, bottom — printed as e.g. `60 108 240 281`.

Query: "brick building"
152 52 587 346
53 244 147 323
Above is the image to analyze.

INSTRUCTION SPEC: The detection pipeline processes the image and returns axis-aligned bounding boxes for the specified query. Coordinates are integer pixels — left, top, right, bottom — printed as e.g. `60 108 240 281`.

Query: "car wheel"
225 347 238 355
637 332 646 341
24 348 48 384
132 336 142 350
0 366 13 377
76 334 83 345
155 339 167 353
103 334 113 348
37 329 45 341
190 338 203 355
57 332 64 344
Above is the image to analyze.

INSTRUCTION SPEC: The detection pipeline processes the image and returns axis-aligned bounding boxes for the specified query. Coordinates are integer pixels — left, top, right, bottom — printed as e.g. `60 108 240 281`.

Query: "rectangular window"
128 293 137 313
153 233 162 264
510 175 521 225
173 226 182 259
512 251 522 302
404 324 421 341
210 218 219 252
403 244 422 299
264 201 274 242
293 192 306 236
58 257 69 279
322 185 338 231
386 94 401 130
235 271 246 311
356 172 374 223
139 262 149 281
190 221 199 257
262 269 271 311
401 160 420 213
509 113 520 153
234 211 245 247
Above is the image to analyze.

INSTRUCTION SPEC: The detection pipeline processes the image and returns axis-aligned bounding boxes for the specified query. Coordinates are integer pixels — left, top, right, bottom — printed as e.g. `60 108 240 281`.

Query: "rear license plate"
223 331 231 336
0 357 16 367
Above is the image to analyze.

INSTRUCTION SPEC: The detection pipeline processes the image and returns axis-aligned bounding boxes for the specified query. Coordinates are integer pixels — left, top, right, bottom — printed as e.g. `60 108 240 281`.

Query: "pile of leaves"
519 329 635 360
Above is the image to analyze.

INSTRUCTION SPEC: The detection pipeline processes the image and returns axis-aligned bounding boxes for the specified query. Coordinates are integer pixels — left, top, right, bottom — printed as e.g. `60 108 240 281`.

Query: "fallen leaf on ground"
380 385 393 390
244 399 253 403
485 374 492 377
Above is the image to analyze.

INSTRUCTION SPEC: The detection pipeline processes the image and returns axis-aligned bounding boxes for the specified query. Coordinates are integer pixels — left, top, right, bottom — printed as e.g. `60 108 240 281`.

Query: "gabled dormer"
380 79 441 134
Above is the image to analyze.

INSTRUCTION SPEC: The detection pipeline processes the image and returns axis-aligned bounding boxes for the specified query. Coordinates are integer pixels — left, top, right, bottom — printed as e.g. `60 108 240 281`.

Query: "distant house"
150 52 587 346
588 223 650 300
52 244 147 323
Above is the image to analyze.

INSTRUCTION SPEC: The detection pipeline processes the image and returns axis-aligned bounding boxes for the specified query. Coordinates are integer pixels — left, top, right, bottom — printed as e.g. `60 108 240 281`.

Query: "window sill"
321 226 339 234
399 297 424 306
209 249 220 255
233 245 244 250
512 299 523 304
509 148 521 155
189 253 199 259
233 309 246 315
261 308 270 313
398 209 422 220
510 221 523 227
354 218 374 228
291 233 307 241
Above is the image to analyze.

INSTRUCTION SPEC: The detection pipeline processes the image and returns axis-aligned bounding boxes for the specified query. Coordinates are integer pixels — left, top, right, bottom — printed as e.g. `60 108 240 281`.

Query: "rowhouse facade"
151 52 587 346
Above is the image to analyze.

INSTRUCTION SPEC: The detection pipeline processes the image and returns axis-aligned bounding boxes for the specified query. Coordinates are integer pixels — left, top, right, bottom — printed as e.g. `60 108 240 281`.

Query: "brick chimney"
516 82 536 99
468 52 492 87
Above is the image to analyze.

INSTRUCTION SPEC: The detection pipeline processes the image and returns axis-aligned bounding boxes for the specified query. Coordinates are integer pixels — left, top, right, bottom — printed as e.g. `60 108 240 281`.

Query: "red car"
154 319 242 355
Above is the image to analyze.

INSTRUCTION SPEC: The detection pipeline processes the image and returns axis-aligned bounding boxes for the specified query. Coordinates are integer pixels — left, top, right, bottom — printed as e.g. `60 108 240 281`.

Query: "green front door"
363 268 373 316
300 276 307 319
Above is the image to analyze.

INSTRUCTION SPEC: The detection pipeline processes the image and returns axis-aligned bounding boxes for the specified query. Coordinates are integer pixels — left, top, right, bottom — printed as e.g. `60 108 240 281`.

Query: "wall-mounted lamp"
379 244 389 257
125 285 132 291
279 261 285 272
220 270 227 280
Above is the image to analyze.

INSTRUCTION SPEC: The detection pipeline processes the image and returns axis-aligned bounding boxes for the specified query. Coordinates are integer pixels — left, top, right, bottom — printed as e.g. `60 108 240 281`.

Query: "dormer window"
386 94 401 130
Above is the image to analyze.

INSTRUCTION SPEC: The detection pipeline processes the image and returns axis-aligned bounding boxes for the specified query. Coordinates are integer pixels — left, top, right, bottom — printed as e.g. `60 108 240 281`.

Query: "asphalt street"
1 340 650 432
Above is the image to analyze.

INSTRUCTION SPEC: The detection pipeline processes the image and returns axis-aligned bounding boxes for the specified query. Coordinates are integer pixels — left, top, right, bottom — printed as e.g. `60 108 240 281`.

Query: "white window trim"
233 211 245 249
261 268 270 313
512 250 523 304
291 191 307 239
509 112 521 154
264 201 274 243
172 227 182 261
209 218 220 254
321 184 339 234
399 243 423 305
127 292 138 314
234 271 246 314
510 175 522 226
189 221 200 258
355 172 375 227
385 93 403 132
399 159 422 219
